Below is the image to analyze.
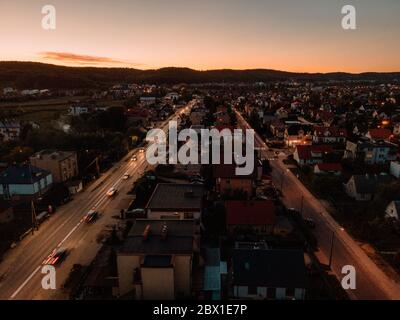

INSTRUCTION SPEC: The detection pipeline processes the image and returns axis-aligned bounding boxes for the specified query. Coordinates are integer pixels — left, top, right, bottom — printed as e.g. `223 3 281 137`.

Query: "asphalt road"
235 110 400 300
0 103 192 300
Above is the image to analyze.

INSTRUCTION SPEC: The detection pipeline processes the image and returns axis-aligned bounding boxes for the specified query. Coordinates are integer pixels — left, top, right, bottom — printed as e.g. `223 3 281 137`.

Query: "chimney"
161 223 168 240
142 225 151 241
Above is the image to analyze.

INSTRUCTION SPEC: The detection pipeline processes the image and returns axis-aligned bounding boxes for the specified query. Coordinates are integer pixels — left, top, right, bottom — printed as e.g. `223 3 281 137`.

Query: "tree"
3 146 34 164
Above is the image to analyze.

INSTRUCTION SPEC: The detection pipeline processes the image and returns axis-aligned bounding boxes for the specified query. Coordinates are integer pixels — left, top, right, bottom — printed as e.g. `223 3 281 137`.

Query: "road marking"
57 222 81 248
10 265 41 299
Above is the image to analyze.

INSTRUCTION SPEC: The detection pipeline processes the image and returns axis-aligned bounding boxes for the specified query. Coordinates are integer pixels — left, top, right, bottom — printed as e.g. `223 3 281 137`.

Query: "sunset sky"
1 0 399 72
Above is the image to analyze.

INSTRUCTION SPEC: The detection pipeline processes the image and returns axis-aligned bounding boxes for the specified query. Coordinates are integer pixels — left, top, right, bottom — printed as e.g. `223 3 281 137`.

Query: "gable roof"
295 145 333 160
314 126 347 137
232 249 307 288
367 128 392 140
226 200 276 226
350 174 392 195
315 163 342 172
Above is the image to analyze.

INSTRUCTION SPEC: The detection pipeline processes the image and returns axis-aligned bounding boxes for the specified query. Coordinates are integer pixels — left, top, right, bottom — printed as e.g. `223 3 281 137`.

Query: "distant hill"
0 61 399 89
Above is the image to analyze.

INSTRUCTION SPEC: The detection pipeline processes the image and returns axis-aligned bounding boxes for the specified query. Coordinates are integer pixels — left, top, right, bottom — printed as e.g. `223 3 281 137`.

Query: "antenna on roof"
161 222 168 240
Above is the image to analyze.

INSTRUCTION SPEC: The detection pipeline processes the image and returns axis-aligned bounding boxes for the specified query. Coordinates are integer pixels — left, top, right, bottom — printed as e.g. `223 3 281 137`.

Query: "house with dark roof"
146 183 204 221
116 219 197 299
344 174 392 201
226 200 276 235
232 247 307 300
0 165 53 200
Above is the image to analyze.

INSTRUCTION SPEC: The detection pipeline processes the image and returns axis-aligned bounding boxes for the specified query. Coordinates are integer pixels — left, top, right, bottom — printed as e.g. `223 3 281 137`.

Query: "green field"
0 97 125 124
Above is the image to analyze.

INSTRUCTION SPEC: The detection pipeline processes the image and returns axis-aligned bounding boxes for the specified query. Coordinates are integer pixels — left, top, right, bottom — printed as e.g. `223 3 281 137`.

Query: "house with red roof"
314 163 342 175
225 200 276 235
293 144 334 166
313 126 347 144
366 128 392 142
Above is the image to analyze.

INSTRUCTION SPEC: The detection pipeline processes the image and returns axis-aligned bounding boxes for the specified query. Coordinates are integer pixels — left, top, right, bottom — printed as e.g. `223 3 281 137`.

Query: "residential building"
313 126 347 144
0 120 21 141
393 123 400 137
314 163 342 175
344 138 398 165
225 200 276 235
213 164 255 199
232 247 307 300
116 219 197 299
385 201 400 220
366 128 392 142
284 124 313 147
30 150 78 183
125 108 151 126
140 96 157 105
344 174 392 201
390 161 400 178
293 145 333 166
0 200 13 224
69 103 108 116
0 165 53 200
146 184 204 221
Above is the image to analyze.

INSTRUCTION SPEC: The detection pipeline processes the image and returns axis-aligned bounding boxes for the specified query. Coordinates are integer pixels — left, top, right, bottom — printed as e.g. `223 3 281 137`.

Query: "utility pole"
300 195 304 218
329 231 335 269
31 200 38 234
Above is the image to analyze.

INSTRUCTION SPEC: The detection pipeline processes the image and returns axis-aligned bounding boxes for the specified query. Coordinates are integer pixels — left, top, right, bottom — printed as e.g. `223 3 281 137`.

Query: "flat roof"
119 219 194 255
146 183 204 211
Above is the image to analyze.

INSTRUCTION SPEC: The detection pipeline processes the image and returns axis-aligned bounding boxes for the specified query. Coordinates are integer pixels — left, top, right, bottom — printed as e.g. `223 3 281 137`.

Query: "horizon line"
1 60 400 75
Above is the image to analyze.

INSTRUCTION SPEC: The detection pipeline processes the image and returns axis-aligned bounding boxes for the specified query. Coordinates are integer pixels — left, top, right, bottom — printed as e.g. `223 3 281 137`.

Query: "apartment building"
116 219 197 299
30 150 78 183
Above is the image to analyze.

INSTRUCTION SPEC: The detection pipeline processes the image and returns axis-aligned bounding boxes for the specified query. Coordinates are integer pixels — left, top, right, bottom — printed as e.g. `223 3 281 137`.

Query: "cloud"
39 52 142 67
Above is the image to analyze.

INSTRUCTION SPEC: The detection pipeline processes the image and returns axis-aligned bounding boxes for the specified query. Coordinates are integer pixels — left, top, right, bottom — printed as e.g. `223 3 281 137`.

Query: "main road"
235 110 400 300
0 102 193 300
